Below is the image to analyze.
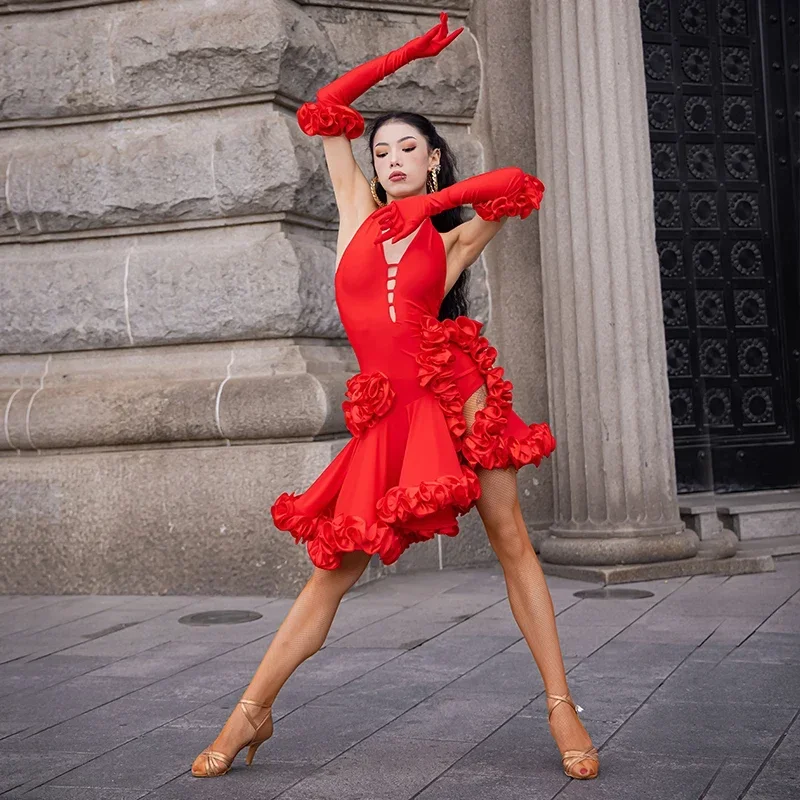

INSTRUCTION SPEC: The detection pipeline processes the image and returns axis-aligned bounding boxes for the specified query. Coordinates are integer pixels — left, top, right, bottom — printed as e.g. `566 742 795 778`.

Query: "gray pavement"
1 557 799 800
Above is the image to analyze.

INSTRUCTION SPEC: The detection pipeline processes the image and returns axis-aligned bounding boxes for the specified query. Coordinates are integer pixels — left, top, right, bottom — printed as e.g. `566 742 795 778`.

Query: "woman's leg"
191 549 372 770
463 386 598 778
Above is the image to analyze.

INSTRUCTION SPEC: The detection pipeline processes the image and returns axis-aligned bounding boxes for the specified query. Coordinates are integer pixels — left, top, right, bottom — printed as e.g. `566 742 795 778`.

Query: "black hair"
364 111 469 322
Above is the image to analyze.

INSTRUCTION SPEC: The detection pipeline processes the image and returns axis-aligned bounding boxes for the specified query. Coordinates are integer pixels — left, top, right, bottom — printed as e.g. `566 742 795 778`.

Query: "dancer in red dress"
192 12 598 781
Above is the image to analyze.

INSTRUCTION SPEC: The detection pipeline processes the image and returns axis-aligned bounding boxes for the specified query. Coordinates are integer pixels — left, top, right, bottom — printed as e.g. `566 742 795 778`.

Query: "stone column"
531 0 698 566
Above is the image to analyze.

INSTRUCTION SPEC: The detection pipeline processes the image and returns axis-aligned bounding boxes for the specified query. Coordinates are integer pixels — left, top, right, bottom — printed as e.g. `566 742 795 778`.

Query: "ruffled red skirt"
270 314 556 570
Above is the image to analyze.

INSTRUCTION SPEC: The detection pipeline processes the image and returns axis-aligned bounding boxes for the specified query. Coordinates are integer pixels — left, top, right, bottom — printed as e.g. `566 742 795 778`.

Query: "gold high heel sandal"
545 692 599 780
191 698 274 778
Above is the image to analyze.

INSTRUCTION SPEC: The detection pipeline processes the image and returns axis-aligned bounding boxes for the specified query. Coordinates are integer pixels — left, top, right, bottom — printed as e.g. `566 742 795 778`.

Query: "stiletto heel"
244 739 266 767
545 692 599 780
245 740 263 766
191 698 274 777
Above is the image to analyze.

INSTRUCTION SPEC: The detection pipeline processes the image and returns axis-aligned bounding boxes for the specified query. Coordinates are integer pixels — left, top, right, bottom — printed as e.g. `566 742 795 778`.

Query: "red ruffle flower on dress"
342 370 396 437
473 173 545 222
296 101 365 139
415 316 468 449
415 313 557 471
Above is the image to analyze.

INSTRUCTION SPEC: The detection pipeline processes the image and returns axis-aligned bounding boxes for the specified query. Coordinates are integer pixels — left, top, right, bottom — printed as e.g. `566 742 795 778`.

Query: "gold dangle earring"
427 164 440 193
370 176 386 207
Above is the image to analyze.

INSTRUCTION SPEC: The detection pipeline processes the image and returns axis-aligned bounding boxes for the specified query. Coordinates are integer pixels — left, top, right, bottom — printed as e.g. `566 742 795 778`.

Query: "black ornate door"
639 0 800 492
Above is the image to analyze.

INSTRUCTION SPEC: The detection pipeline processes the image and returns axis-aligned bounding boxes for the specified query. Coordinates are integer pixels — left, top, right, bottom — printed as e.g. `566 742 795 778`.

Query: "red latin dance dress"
270 13 556 570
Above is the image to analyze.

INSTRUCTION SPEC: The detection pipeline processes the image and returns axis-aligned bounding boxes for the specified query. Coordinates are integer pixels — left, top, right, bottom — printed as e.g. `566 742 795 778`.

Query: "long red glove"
370 167 545 243
297 11 463 139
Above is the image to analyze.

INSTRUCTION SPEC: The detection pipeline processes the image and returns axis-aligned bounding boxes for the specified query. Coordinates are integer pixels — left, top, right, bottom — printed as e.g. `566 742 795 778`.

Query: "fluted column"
531 0 698 566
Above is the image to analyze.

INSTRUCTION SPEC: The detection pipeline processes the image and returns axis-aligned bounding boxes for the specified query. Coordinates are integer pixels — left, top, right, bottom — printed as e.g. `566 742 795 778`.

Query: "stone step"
717 489 800 540
540 551 775 586
738 533 800 558
680 489 800 541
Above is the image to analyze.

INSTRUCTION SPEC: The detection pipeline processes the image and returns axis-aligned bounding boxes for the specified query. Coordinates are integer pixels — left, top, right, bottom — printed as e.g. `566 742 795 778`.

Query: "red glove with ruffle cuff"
370 167 545 243
297 11 463 139
296 103 366 139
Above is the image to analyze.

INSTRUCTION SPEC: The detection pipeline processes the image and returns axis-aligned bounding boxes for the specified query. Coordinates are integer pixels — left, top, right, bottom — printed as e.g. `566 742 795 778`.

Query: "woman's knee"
310 550 371 593
485 520 531 563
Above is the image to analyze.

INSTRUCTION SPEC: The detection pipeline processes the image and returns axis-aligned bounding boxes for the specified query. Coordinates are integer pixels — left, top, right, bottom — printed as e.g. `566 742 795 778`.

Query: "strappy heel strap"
545 692 598 779
196 749 233 776
191 698 274 777
238 699 274 739
561 746 600 776
238 698 274 767
545 692 583 722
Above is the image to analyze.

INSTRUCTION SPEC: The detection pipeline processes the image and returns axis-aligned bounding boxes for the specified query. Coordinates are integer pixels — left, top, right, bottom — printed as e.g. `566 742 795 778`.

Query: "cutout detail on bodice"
380 221 427 325
387 262 397 323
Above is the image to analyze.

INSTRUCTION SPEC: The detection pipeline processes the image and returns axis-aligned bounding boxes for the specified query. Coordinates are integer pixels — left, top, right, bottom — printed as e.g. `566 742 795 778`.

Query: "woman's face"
372 121 440 201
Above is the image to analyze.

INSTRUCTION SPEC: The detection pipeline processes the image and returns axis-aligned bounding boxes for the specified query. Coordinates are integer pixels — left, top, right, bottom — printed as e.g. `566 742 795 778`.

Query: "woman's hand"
404 12 464 60
370 196 430 245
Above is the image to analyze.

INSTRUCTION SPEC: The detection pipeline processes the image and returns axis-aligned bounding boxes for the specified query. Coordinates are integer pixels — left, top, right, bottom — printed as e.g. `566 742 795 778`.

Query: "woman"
192 12 599 781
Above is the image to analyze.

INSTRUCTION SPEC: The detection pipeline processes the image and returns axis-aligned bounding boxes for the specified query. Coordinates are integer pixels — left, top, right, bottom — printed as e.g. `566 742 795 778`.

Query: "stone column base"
539 527 699 566
540 549 774 586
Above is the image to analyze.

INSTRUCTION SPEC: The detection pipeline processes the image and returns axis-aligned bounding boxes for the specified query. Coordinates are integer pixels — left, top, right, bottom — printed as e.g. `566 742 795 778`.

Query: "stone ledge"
0 223 346 354
1 0 477 124
540 551 775 586
1 113 484 240
1 0 320 121
0 0 134 11
1 105 335 237
0 340 357 450
308 4 478 118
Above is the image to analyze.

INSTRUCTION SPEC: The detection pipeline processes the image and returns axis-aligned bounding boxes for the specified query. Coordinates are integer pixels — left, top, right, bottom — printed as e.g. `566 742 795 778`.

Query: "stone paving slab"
0 558 798 799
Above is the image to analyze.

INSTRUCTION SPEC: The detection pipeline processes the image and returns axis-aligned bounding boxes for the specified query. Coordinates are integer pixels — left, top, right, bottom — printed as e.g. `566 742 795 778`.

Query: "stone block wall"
0 0 526 595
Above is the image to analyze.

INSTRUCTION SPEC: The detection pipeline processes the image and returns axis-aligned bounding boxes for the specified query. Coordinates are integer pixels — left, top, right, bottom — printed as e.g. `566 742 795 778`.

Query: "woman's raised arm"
320 135 374 232
296 12 464 227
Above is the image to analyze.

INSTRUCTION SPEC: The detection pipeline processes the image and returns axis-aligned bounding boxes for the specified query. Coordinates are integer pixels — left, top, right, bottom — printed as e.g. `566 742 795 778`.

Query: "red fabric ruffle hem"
270 313 556 570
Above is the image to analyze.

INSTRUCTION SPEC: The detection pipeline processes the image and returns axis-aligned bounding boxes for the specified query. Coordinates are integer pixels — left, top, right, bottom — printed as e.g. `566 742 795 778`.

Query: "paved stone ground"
1 557 799 800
